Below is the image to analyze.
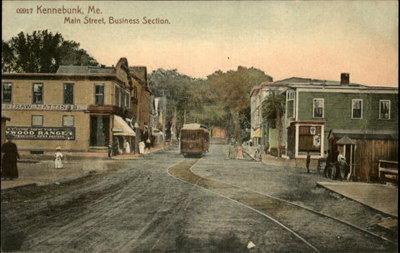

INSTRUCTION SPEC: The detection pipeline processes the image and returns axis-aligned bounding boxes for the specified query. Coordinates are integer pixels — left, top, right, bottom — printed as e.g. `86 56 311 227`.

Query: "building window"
133 86 138 99
32 83 43 104
125 91 129 108
119 88 123 107
32 115 43 126
95 84 105 105
63 115 74 127
379 100 390 120
351 99 363 119
115 86 119 106
90 115 110 146
313 98 324 118
2 83 12 103
64 83 74 104
286 90 295 118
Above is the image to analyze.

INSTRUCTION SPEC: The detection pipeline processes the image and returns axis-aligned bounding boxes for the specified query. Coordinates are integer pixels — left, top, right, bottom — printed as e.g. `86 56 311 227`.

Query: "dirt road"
1 145 397 252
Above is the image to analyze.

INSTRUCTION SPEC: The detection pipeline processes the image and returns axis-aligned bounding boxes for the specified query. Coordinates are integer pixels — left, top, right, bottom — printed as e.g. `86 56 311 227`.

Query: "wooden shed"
328 130 398 182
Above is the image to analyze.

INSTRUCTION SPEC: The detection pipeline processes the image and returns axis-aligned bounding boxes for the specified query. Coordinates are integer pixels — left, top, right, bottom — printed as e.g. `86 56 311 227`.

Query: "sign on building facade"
2 104 88 111
5 126 75 140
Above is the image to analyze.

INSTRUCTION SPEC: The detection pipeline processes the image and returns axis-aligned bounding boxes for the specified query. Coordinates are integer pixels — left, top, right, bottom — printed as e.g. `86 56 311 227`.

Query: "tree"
148 66 273 141
2 41 15 72
208 66 272 141
148 68 203 133
2 30 99 73
261 91 285 157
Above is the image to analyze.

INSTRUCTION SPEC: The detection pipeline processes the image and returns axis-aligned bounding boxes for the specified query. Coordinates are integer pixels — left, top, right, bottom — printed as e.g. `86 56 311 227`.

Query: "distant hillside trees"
148 66 273 142
2 30 99 73
208 66 273 141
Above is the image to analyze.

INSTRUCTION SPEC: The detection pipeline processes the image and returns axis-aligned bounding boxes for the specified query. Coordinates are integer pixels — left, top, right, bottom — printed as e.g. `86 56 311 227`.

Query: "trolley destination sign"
5 126 75 140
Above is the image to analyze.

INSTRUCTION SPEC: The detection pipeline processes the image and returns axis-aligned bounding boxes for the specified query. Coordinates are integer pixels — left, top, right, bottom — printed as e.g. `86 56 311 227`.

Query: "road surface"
1 144 397 252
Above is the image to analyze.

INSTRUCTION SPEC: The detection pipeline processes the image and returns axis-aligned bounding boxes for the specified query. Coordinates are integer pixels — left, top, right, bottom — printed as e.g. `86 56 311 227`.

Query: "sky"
2 1 398 86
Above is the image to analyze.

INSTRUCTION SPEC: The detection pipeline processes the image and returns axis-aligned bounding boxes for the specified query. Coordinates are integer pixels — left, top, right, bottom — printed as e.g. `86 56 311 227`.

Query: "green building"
270 73 398 160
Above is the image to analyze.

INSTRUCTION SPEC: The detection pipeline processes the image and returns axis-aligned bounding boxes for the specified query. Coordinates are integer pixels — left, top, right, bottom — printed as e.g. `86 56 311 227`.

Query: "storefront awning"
251 128 261 138
112 115 135 136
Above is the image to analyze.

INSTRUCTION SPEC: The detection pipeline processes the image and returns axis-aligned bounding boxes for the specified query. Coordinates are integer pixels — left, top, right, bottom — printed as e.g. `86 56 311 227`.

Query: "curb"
316 182 398 219
1 182 38 191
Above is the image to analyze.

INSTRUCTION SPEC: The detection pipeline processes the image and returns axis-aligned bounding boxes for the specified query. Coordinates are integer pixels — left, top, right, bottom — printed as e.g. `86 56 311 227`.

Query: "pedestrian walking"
139 141 145 154
306 151 311 173
124 140 131 153
254 146 262 161
108 143 113 158
145 138 151 152
337 153 347 180
112 141 119 156
236 144 244 160
1 135 20 180
54 147 64 169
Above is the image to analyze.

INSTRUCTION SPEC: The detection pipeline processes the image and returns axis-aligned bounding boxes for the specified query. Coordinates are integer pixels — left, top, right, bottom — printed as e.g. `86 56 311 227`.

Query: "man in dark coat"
306 151 311 173
1 135 20 180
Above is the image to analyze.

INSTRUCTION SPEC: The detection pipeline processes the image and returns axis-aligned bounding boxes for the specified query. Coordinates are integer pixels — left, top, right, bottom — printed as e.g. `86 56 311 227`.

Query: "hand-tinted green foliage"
261 91 285 156
208 66 272 140
261 91 285 129
2 30 99 73
149 66 272 140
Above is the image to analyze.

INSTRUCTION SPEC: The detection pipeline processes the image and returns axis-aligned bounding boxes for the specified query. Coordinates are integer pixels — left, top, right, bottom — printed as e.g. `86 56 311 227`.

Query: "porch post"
348 145 353 181
320 124 324 158
295 123 299 158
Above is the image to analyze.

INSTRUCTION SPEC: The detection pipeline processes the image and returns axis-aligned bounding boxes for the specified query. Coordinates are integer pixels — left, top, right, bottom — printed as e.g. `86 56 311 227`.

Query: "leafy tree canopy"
148 66 273 140
2 30 99 73
261 91 285 129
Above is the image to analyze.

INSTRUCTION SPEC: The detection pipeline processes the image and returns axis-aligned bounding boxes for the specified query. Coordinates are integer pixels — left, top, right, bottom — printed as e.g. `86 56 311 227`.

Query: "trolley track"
168 158 397 252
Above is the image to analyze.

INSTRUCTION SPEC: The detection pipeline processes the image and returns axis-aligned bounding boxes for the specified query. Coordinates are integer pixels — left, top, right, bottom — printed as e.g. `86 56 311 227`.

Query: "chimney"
340 73 350 85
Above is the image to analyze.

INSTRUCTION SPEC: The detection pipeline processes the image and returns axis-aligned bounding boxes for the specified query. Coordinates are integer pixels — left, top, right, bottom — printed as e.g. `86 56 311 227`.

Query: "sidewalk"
242 145 319 169
111 144 169 160
317 181 398 218
1 143 171 190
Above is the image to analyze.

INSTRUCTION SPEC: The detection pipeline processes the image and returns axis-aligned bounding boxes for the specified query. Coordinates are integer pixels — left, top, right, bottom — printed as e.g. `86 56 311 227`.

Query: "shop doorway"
90 115 110 146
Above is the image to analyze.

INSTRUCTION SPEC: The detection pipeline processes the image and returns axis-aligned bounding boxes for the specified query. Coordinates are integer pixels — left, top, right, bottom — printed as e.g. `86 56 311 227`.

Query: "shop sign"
2 104 87 111
313 135 321 147
5 126 75 140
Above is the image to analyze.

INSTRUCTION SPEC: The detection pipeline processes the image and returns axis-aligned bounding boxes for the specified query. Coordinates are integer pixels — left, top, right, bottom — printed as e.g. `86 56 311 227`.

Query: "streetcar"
180 123 209 157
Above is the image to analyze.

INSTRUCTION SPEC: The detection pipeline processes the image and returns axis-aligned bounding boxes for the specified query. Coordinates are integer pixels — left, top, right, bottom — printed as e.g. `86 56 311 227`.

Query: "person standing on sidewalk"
1 135 20 180
306 151 311 173
107 143 113 158
236 143 244 160
54 147 64 169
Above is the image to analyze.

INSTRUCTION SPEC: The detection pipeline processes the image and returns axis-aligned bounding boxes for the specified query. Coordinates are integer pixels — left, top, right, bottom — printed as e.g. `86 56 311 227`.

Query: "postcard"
1 1 398 252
